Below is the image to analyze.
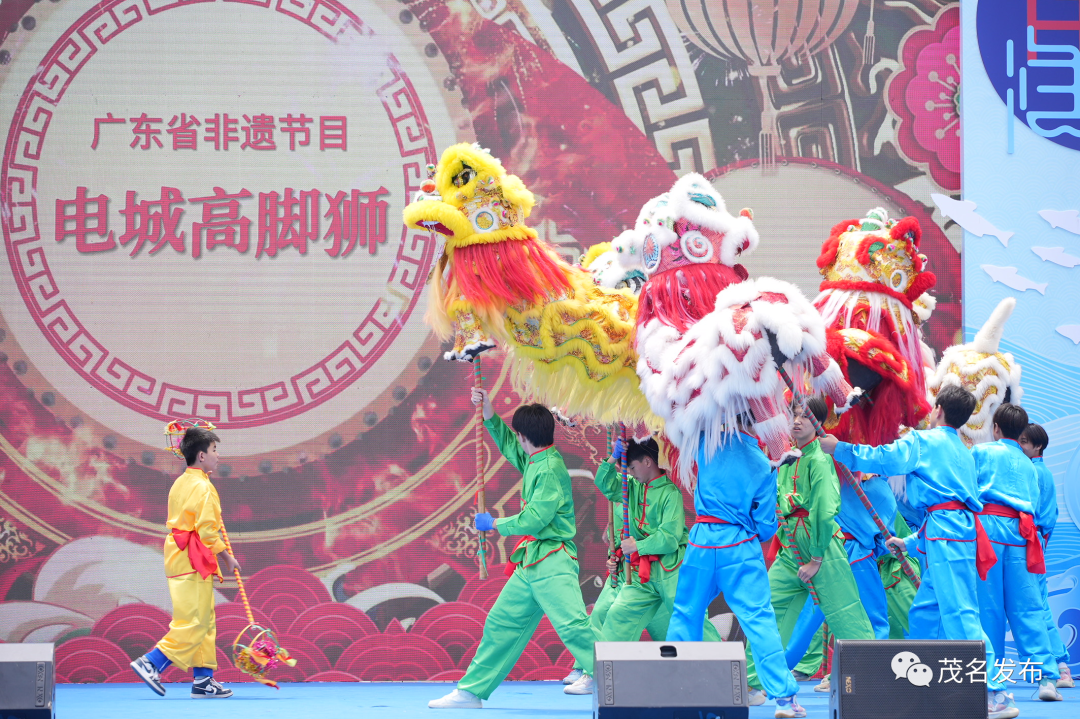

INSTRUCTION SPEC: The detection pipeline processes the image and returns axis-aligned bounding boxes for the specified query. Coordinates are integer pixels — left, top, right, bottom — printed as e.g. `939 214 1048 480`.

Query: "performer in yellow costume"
130 425 241 699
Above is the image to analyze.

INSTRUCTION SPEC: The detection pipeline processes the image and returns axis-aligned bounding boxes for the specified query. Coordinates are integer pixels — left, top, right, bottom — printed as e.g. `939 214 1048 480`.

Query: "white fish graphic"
1038 209 1080 235
981 265 1048 294
1032 246 1080 268
1057 325 1080 344
932 194 1014 247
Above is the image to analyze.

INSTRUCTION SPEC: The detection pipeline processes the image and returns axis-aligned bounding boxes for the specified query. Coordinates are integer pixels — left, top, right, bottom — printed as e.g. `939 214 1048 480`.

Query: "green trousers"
746 533 874 690
458 550 598 699
600 566 723 643
572 568 721 670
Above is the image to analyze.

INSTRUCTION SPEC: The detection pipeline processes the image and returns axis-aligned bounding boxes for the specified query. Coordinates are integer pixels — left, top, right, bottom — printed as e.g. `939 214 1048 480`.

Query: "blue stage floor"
58 681 1077 718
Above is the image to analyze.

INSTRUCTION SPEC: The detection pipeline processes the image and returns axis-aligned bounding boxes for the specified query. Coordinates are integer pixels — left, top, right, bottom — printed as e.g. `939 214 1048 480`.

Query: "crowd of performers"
411 145 1071 717
124 143 1069 717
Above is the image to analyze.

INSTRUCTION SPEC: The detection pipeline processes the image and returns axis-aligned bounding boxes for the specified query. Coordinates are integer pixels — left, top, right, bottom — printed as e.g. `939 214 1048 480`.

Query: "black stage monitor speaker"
594 641 748 719
830 639 987 719
0 643 55 719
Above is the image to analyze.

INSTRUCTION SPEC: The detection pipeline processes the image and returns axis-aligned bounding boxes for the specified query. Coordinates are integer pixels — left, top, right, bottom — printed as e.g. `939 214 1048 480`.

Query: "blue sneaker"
774 695 806 719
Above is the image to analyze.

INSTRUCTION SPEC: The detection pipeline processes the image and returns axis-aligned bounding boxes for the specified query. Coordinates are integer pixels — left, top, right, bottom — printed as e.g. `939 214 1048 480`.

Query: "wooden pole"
474 357 488 580
619 424 632 584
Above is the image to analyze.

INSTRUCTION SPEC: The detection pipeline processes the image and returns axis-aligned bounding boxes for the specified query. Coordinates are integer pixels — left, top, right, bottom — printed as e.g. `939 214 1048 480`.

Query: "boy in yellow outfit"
130 425 241 698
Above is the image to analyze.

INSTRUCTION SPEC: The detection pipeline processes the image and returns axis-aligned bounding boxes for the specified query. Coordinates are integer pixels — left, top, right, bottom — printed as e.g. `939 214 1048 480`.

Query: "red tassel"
637 263 747 334
448 239 572 311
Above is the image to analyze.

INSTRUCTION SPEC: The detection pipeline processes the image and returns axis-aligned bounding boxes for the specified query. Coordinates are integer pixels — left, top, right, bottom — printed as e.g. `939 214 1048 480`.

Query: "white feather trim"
636 277 831 478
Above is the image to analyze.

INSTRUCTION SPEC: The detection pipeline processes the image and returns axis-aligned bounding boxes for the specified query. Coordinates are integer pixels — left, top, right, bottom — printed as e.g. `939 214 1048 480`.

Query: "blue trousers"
908 524 1003 691
1038 572 1070 665
977 516 1060 682
668 524 798 700
784 539 891 668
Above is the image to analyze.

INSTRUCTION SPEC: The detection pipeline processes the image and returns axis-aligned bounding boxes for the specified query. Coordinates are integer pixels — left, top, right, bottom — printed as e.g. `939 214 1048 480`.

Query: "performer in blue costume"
820 385 1017 719
1019 422 1074 688
973 405 1061 702
667 420 805 719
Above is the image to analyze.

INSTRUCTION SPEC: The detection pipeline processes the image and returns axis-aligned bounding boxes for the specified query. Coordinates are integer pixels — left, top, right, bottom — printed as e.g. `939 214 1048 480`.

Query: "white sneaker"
190 676 233 698
748 689 767 706
428 689 482 708
988 690 1020 719
774 695 806 719
129 656 165 696
563 673 595 695
1038 677 1063 701
1058 663 1075 689
562 668 584 685
814 674 830 693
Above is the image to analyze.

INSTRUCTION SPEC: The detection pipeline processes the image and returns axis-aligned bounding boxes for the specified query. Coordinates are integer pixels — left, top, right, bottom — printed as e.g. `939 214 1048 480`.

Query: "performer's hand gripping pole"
775 364 921 589
619 424 632 584
474 357 488 580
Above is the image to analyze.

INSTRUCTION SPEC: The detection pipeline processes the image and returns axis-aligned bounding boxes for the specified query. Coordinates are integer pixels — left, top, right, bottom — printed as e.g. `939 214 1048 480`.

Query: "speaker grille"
833 640 987 719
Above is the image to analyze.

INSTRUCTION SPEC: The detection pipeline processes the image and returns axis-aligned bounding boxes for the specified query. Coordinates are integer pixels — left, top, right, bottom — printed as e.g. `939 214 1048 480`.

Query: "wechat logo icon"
892 651 933 687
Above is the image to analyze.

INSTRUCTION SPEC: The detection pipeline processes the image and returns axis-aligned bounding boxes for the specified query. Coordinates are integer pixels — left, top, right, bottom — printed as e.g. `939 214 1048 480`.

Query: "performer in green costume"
880 512 920 639
429 387 599 708
595 438 723 643
564 440 721 683
747 398 873 698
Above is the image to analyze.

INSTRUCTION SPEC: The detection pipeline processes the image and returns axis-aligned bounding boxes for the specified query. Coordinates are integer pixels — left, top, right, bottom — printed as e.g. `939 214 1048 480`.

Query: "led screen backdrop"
0 0 977 683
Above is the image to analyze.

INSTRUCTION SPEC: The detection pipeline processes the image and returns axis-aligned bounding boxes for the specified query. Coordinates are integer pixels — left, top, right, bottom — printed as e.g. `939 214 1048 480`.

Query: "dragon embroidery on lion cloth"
402 143 655 428
620 174 859 476
813 208 938 446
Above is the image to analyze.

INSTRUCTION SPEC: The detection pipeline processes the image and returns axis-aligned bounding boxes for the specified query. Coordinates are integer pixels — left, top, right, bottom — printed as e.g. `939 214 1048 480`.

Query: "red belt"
841 531 855 541
504 536 569 577
613 547 663 583
695 515 730 524
171 528 219 581
978 503 1046 574
926 501 997 580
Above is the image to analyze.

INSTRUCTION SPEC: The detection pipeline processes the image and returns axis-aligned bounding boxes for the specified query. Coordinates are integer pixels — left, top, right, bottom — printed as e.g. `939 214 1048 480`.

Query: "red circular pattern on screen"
1 0 437 428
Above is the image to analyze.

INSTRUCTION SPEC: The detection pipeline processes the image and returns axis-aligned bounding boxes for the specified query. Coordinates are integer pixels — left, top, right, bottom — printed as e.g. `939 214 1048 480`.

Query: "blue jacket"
837 476 898 554
695 432 778 542
972 438 1038 514
834 426 980 549
1032 457 1058 539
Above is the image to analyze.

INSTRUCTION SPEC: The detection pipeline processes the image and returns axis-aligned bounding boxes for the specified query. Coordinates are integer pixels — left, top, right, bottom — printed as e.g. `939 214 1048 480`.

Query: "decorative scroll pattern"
568 0 715 174
2 0 438 428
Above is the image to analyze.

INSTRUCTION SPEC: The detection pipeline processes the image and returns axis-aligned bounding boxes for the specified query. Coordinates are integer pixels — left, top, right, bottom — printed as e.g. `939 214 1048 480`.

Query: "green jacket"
777 439 842 560
487 415 578 566
594 461 686 572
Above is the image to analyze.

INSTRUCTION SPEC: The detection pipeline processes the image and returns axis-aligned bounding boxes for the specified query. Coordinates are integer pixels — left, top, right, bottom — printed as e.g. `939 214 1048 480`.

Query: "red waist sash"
503 536 569 577
171 528 219 580
978 503 1046 574
695 515 730 524
613 547 663 583
926 501 997 580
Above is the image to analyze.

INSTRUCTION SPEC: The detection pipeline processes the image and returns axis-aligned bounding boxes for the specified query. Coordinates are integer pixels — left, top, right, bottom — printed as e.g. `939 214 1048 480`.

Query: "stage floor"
58 681 1075 718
